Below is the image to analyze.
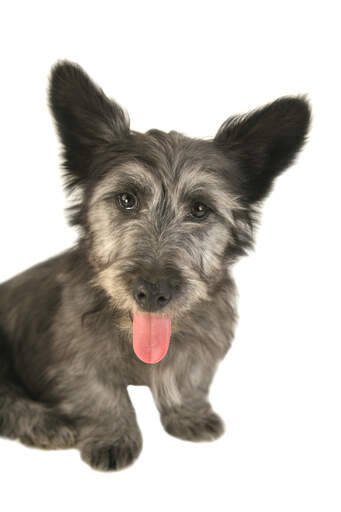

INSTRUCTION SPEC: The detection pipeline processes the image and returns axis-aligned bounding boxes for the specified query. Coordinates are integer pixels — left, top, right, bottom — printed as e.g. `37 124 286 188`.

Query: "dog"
0 61 311 471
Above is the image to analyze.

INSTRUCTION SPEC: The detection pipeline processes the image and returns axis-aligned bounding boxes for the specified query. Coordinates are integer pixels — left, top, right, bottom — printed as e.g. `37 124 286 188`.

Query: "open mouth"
132 312 171 364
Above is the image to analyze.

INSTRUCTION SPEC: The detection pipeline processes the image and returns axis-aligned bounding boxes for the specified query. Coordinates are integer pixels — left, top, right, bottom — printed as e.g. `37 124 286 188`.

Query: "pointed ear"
49 61 129 185
214 96 311 204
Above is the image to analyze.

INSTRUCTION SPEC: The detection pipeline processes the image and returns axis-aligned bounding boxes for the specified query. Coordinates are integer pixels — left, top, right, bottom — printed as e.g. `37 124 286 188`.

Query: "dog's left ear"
49 60 129 185
214 97 311 204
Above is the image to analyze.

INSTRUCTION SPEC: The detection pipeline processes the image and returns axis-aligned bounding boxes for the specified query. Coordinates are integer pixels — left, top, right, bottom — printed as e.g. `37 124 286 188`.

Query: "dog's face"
49 61 310 362
85 134 239 320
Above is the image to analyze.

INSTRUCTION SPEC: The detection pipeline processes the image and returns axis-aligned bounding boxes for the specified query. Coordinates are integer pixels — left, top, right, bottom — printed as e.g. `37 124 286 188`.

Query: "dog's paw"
80 433 142 471
161 409 225 442
19 412 77 449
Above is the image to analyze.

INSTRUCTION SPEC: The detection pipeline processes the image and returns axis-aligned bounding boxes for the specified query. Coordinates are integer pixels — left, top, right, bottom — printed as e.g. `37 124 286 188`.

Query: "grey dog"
0 62 311 471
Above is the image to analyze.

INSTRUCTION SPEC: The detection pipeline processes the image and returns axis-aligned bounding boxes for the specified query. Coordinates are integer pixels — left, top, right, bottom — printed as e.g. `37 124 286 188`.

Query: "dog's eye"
190 202 210 220
117 192 139 211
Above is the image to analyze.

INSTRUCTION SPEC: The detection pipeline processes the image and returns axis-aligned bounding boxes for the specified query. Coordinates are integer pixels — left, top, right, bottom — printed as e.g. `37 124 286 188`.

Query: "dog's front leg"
76 385 142 471
151 358 225 442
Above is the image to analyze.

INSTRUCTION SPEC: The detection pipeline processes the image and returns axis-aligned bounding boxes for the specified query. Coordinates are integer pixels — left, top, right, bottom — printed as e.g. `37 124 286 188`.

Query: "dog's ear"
49 61 129 185
214 97 311 204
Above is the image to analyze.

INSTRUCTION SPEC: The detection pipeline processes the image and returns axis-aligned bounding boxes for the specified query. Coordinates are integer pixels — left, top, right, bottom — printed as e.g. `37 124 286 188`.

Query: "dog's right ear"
49 61 129 186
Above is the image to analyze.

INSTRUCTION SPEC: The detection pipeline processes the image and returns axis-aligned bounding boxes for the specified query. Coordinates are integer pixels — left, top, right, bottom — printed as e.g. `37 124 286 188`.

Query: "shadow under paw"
80 432 142 472
19 412 77 449
162 409 225 442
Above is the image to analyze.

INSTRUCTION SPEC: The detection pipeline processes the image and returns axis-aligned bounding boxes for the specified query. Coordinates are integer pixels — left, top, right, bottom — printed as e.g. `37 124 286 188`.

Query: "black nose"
133 279 172 311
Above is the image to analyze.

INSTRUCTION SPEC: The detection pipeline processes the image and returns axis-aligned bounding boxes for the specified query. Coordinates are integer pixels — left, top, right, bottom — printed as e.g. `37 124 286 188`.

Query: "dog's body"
0 62 310 470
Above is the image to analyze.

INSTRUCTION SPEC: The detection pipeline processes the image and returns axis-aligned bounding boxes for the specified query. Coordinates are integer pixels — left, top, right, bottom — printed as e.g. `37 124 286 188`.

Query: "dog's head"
49 61 310 362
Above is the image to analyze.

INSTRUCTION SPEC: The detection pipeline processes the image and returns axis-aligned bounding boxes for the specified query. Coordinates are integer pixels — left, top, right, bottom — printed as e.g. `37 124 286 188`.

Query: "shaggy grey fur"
0 61 311 471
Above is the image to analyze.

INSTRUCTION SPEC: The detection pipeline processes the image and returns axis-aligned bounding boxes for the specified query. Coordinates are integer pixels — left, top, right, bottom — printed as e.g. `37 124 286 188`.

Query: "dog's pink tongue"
133 313 171 364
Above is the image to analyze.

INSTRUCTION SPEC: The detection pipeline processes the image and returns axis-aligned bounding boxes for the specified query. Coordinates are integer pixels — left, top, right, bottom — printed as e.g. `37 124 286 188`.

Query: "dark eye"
190 202 210 220
117 192 138 211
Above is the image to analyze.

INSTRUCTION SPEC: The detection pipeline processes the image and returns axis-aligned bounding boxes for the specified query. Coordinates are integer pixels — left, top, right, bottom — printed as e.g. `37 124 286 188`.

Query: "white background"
0 1 340 511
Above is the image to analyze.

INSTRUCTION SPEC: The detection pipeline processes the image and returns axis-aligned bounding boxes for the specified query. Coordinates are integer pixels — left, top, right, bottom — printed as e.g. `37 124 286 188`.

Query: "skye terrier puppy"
0 62 310 471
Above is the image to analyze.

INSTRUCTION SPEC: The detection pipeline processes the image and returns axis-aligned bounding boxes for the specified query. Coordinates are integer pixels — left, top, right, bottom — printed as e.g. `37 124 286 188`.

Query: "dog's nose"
133 279 172 311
